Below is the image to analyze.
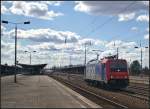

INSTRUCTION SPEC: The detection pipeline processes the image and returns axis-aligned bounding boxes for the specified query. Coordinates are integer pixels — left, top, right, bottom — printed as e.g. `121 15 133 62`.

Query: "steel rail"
51 75 128 108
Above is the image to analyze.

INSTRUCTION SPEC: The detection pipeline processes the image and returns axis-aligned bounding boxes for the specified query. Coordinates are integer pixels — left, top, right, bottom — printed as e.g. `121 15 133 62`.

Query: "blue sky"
1 1 149 68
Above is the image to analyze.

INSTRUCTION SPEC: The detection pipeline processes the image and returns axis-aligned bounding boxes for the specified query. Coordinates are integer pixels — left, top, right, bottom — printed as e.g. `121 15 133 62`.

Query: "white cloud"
27 42 78 53
74 1 90 14
5 28 80 43
1 5 8 14
105 40 136 49
100 49 116 58
2 1 13 4
1 40 14 50
1 26 149 67
9 1 63 20
74 1 148 16
140 1 149 6
1 38 149 68
1 25 6 31
1 41 15 65
136 14 149 22
131 27 138 31
78 38 94 45
27 42 53 51
95 40 107 46
122 42 137 48
105 40 120 48
144 34 149 40
144 27 149 40
39 1 63 6
78 38 107 47
146 27 149 32
118 13 135 21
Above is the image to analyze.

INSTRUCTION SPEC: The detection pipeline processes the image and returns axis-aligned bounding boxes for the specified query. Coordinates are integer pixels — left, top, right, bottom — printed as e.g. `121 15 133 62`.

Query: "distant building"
55 64 85 74
1 64 22 76
17 63 47 75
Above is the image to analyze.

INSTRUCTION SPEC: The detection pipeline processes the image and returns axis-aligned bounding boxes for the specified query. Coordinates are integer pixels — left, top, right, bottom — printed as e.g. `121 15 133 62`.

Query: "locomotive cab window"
110 61 127 72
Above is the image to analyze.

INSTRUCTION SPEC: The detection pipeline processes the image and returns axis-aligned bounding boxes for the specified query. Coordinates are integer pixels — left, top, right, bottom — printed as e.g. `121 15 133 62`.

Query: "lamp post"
0 23 3 76
24 51 36 64
134 41 148 73
2 20 30 83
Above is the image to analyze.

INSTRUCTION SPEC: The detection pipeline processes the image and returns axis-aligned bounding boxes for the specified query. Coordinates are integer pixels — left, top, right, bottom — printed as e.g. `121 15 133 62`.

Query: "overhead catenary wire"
77 2 136 38
85 1 137 37
81 1 149 43
81 1 143 60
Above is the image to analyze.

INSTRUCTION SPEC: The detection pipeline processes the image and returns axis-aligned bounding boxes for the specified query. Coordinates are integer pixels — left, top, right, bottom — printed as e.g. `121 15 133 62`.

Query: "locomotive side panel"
85 63 96 80
94 63 103 81
85 62 106 82
105 61 110 83
85 58 129 89
95 63 101 81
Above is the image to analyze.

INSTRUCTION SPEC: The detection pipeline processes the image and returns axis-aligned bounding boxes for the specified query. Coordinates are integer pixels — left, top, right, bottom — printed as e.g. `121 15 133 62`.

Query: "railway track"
128 85 149 90
50 75 128 108
121 85 149 101
127 86 149 95
129 77 149 85
48 73 149 108
67 73 149 101
119 89 149 101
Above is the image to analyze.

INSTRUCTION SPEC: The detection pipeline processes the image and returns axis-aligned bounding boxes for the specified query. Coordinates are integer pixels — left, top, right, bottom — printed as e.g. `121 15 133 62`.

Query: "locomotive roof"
87 58 126 65
101 58 126 63
87 59 99 64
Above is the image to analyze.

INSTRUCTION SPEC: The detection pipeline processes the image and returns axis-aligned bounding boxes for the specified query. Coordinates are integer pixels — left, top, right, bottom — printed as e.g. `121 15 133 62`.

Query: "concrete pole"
14 25 17 83
69 55 71 65
117 47 119 59
141 48 142 73
140 41 142 73
0 26 2 76
84 44 86 65
97 53 99 60
30 52 31 65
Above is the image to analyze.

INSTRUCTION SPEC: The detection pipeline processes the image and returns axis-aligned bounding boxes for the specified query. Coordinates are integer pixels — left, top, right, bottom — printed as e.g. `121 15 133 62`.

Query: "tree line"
129 60 149 76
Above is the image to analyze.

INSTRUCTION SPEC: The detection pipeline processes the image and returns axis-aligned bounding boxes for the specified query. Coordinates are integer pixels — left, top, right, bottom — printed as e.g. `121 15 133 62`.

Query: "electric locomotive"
84 55 129 89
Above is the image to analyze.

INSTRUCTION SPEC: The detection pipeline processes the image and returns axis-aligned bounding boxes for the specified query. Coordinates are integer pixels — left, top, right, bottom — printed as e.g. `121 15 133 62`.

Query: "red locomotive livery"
84 56 129 89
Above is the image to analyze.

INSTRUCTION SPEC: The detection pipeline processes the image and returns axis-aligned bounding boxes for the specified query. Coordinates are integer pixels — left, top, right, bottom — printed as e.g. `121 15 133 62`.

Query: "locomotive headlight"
111 75 114 79
124 76 127 79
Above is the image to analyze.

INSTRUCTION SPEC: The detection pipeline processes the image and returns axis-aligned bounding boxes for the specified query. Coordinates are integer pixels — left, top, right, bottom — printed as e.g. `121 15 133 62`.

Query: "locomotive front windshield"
110 61 127 72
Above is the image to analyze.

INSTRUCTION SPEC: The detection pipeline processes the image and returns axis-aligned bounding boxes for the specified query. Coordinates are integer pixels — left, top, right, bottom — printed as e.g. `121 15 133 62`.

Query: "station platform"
1 75 101 108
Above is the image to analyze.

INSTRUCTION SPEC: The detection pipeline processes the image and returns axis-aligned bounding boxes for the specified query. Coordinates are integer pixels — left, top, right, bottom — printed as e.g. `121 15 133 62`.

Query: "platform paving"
1 75 101 108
